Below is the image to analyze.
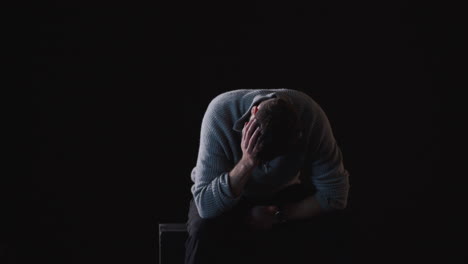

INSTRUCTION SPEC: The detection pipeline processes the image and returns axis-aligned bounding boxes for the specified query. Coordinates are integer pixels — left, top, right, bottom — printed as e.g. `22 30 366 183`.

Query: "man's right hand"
228 119 264 198
241 118 264 167
244 205 280 231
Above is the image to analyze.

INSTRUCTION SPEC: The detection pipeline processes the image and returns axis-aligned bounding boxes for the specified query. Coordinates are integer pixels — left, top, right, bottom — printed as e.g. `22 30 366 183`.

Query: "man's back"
185 88 351 264
190 88 349 218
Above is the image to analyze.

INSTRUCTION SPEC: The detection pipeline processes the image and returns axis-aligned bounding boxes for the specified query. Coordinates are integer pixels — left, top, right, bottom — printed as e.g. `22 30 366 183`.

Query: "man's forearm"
228 158 255 198
282 195 324 221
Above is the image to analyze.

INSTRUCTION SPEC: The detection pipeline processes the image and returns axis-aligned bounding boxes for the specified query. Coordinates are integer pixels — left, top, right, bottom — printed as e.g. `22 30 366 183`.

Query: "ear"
251 105 259 115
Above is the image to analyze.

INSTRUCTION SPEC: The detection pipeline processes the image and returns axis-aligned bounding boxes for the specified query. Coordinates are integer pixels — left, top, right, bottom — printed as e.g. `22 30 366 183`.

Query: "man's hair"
255 96 302 162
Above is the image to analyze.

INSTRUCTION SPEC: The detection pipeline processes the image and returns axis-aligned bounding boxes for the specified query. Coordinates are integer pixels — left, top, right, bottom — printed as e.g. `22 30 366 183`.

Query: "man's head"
250 96 302 162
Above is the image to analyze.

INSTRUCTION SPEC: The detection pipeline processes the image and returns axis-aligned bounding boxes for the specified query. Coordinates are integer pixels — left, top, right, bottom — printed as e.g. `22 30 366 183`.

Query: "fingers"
253 131 265 153
242 121 251 149
242 119 255 136
243 119 261 150
242 120 253 145
242 121 248 135
247 126 262 153
245 119 258 141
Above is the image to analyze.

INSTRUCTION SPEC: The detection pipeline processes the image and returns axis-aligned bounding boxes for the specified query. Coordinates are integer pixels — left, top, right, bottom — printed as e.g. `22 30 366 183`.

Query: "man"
185 89 351 264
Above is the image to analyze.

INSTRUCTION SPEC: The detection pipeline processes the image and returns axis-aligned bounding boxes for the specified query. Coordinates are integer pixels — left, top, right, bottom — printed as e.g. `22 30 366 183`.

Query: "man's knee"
187 216 227 239
187 204 241 240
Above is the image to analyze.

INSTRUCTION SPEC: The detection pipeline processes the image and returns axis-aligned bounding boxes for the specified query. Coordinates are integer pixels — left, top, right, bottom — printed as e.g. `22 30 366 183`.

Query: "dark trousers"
184 184 352 264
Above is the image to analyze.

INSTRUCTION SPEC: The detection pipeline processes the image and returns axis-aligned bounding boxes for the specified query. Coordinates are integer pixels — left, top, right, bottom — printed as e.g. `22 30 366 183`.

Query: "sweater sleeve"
190 99 241 219
307 105 350 212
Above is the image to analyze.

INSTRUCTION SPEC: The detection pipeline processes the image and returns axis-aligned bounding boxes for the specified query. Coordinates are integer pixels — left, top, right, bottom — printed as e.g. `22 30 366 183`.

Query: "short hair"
255 96 302 162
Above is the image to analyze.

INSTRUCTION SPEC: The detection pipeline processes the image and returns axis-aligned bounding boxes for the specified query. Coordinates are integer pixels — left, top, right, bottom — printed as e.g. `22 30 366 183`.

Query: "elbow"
315 187 349 212
198 208 218 219
331 200 348 211
193 195 221 219
327 197 348 211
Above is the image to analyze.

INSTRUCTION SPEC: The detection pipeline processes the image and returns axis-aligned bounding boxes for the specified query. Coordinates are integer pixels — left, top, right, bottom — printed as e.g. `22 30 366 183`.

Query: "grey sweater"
190 89 350 219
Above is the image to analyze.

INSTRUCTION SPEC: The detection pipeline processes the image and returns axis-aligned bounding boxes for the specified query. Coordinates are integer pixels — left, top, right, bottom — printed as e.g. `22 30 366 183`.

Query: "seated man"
185 89 351 264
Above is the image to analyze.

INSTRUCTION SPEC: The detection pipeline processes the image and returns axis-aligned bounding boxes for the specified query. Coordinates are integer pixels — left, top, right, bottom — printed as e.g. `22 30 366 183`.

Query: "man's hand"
240 119 264 167
228 119 264 198
244 205 279 231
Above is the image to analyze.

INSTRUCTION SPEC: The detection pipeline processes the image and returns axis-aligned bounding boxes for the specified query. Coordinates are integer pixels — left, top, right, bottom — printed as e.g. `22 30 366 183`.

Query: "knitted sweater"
190 89 350 219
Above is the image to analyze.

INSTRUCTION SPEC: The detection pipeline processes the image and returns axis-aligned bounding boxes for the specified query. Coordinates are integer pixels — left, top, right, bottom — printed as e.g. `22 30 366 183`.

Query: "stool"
158 223 188 264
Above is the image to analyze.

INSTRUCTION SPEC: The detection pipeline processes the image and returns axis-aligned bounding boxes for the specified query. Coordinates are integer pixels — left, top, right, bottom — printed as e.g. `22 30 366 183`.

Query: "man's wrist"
228 158 256 198
240 157 257 170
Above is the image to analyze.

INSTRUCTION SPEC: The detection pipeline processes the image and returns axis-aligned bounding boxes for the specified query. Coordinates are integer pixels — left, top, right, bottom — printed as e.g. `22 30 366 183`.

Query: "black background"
15 1 457 263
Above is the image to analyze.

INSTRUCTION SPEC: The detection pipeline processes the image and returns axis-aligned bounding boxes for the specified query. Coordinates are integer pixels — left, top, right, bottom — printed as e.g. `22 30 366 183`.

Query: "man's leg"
184 199 257 264
268 210 353 264
255 183 353 264
237 183 319 264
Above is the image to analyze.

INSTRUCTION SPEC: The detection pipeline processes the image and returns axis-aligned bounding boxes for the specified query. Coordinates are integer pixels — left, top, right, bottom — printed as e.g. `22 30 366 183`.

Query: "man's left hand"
244 205 279 231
